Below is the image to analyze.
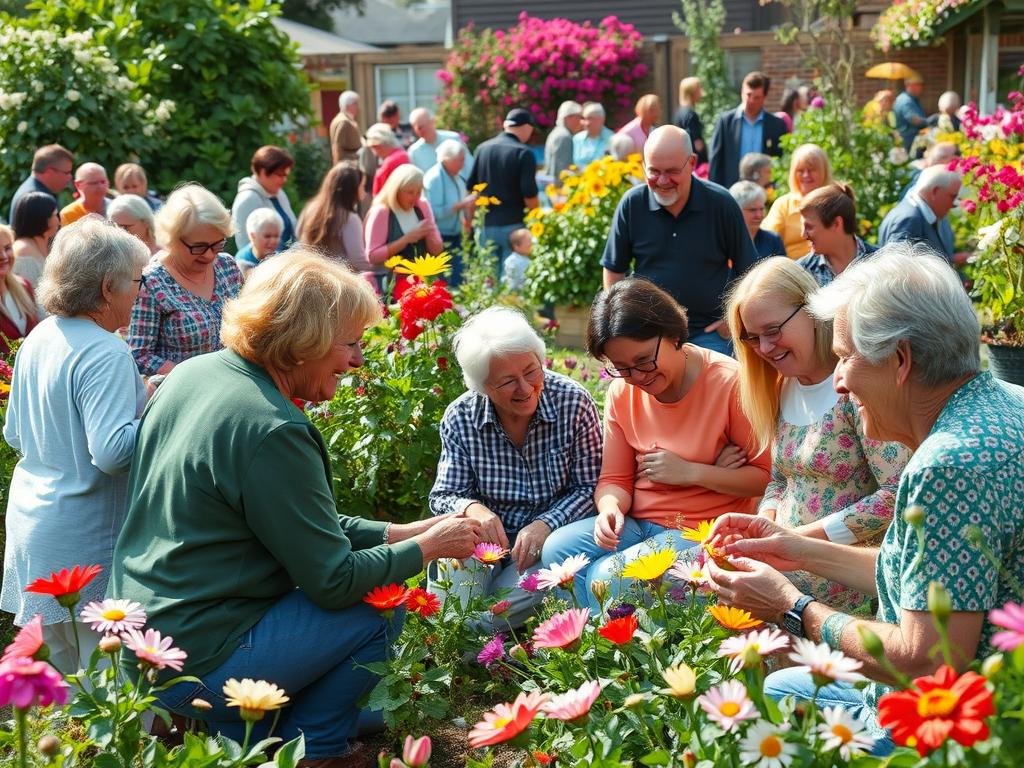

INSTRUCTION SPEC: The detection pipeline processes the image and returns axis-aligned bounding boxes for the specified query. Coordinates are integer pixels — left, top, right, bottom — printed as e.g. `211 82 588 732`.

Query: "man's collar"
736 106 765 124
910 193 939 223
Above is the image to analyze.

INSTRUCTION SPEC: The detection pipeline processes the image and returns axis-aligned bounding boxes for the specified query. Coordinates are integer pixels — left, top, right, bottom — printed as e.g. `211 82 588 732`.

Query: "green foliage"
286 134 331 206
280 0 362 31
775 106 912 238
20 0 312 203
672 0 736 132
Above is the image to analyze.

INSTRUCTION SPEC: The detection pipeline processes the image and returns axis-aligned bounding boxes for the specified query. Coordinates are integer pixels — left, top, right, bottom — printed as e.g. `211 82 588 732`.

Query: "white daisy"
788 638 864 684
739 720 797 768
816 706 875 759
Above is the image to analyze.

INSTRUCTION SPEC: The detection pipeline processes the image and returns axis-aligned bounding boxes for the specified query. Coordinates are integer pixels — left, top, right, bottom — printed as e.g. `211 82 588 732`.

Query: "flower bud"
98 635 122 654
623 692 647 710
681 750 697 768
191 698 213 711
402 735 432 768
509 644 529 664
981 653 1003 679
903 504 925 527
928 581 952 625
37 735 60 758
856 624 885 660
590 579 609 604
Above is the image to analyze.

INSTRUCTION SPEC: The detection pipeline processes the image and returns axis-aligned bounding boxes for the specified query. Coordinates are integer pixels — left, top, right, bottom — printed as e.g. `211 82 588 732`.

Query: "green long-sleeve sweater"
109 349 423 678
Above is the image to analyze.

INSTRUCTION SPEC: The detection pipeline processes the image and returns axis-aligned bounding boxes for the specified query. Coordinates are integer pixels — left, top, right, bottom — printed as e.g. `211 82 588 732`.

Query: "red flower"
436 356 448 370
25 565 102 608
597 614 638 645
398 281 453 341
363 584 409 616
877 665 994 756
405 588 440 618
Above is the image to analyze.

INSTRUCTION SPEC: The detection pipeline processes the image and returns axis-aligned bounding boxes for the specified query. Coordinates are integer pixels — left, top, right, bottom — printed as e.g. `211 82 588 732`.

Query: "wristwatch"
782 595 816 638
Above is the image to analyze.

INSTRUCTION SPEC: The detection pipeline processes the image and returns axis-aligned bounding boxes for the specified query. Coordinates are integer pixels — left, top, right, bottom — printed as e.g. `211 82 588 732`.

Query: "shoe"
297 741 375 768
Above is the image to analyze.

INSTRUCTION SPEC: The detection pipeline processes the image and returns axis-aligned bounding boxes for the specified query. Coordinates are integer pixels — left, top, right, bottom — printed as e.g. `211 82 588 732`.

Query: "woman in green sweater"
110 248 481 765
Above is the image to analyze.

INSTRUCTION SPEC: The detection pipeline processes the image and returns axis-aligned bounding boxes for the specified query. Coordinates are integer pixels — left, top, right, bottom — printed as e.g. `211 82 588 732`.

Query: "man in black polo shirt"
467 108 539 267
602 125 756 356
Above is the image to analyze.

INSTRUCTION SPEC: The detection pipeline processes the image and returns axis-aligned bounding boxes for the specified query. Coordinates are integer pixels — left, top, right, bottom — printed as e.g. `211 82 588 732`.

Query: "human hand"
708 514 804 572
594 508 623 550
465 502 510 549
418 515 482 562
510 520 551 571
637 448 699 486
706 556 802 622
406 220 433 243
715 443 747 469
704 319 732 340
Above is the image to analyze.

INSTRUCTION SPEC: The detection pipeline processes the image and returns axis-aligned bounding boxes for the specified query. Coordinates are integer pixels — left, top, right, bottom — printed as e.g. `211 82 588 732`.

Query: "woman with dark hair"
541 278 771 612
11 192 60 292
296 162 371 274
775 88 806 132
796 184 876 286
230 145 297 250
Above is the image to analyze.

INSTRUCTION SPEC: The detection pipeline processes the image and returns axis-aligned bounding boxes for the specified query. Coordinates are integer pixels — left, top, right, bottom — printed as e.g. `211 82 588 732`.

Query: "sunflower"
385 252 451 280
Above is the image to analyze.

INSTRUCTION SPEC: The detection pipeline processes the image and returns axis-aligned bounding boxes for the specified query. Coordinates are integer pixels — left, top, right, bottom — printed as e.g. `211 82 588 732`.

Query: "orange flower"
469 690 547 749
877 665 994 756
405 588 440 618
25 565 102 608
709 604 763 631
597 614 638 645
363 584 409 617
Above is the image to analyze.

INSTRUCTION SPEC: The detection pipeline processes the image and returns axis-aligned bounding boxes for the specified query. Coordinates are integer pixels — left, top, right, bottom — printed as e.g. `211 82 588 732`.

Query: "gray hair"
436 139 465 163
365 122 400 148
609 133 636 161
38 217 148 316
729 180 767 208
807 242 979 386
582 102 605 119
938 90 961 113
556 100 583 127
245 207 284 236
739 153 773 184
453 306 546 393
917 165 961 193
107 194 155 230
339 90 359 110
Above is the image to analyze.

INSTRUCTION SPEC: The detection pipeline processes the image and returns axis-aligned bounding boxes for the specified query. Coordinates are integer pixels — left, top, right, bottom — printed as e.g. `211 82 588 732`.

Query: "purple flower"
607 603 636 620
477 633 506 668
518 571 541 592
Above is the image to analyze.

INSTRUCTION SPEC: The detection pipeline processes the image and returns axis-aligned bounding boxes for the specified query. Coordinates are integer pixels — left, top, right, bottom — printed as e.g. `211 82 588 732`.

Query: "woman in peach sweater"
541 278 770 612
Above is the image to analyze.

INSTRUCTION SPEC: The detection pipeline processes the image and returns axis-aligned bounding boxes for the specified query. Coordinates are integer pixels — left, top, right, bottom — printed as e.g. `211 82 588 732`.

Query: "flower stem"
15 708 27 768
239 720 253 763
67 607 82 671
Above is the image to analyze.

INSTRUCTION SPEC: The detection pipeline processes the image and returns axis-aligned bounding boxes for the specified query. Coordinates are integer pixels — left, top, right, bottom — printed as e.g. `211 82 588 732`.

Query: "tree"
672 0 735 135
280 0 361 31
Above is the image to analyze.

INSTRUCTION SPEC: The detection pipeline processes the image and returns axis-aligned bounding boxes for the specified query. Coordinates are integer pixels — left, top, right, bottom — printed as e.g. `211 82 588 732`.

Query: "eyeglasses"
131 275 145 290
179 237 226 256
739 304 804 347
489 366 543 391
645 168 686 181
603 336 662 378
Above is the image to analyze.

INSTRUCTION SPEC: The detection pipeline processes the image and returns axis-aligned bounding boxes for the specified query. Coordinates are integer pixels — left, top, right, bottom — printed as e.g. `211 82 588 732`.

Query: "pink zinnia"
473 542 508 565
990 602 1024 651
80 599 147 635
490 599 512 616
518 572 541 592
0 657 68 709
2 615 46 663
532 608 590 650
696 680 758 732
469 690 547 749
541 680 601 722
477 634 505 668
123 628 187 672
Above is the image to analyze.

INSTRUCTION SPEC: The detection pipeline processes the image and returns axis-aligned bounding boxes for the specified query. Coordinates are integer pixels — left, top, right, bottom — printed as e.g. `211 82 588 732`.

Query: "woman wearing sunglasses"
541 278 771 612
724 257 909 615
127 184 243 376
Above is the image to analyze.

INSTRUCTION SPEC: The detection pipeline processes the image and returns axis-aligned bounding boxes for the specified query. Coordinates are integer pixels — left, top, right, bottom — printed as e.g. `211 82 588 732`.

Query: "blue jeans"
480 223 520 274
541 516 696 613
155 589 398 759
764 668 894 756
688 329 734 357
440 233 464 287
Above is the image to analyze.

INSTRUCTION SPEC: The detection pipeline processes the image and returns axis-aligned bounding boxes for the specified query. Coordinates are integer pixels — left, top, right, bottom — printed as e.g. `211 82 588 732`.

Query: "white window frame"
374 63 442 116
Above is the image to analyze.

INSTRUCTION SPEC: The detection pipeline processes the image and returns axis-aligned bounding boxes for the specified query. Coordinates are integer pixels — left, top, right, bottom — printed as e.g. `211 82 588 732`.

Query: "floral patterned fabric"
760 395 911 614
127 254 244 376
865 372 1024 710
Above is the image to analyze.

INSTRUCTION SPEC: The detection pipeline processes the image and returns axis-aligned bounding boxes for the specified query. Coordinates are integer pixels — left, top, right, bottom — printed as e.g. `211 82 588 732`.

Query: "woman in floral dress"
725 256 910 615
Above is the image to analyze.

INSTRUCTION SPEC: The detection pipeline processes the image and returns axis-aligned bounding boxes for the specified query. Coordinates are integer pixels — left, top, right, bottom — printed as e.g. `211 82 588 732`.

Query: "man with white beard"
601 125 756 355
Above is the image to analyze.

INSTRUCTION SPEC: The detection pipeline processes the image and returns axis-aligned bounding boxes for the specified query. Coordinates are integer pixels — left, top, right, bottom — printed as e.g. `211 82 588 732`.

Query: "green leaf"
639 749 671 765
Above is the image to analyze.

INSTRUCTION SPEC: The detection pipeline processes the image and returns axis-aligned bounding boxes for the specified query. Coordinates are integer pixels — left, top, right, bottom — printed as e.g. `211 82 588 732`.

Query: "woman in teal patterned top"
707 244 1024 751
725 257 910 615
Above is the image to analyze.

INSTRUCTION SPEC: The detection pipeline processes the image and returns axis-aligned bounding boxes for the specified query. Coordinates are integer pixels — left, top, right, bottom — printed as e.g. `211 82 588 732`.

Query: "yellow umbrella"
865 62 921 81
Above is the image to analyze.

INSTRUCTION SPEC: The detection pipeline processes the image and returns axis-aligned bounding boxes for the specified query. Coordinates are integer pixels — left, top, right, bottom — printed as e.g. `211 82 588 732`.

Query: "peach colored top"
596 345 770 530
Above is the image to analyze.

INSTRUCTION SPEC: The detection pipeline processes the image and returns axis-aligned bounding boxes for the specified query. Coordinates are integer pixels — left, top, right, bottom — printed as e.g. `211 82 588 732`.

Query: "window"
374 64 443 117
725 51 763 88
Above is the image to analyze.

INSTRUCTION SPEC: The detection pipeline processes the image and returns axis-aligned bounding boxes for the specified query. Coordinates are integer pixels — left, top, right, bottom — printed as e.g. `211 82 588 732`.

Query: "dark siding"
451 1 782 37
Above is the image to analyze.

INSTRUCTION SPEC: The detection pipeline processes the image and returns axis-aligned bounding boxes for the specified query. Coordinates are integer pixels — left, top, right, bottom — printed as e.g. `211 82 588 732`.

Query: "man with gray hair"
544 100 583 179
329 90 362 164
878 165 961 263
8 144 75 223
572 102 613 168
408 107 474 178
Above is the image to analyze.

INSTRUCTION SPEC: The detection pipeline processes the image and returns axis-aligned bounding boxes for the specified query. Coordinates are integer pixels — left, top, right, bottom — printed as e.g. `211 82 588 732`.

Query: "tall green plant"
672 0 735 133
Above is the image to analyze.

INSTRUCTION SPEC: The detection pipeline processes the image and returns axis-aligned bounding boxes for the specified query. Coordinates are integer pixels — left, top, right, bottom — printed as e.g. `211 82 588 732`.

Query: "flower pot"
553 305 591 350
987 343 1024 387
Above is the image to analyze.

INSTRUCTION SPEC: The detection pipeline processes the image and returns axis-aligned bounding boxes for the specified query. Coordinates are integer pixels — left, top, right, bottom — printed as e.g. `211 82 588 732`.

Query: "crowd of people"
0 70 1021 768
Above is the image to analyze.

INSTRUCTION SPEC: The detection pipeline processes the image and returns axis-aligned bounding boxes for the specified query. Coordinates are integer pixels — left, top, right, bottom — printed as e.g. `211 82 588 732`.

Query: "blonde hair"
113 163 146 192
635 94 660 116
0 224 38 325
154 183 233 249
788 144 833 197
373 164 424 210
725 257 835 454
678 77 701 105
221 246 381 371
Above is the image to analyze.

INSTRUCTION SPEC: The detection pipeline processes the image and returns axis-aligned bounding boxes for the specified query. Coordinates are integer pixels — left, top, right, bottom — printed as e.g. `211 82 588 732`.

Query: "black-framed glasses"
739 304 804 347
489 365 544 391
603 336 662 378
179 237 226 256
131 275 146 290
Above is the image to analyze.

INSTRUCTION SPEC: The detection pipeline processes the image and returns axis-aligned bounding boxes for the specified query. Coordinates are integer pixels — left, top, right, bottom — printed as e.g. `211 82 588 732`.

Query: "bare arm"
603 268 625 290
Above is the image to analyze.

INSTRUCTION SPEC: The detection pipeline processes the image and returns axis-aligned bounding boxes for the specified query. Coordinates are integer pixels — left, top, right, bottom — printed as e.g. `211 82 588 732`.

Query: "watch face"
782 611 802 638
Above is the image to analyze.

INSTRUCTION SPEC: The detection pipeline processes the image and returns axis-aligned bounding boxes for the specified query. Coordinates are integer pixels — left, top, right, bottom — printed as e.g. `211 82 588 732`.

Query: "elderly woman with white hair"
107 193 158 255
235 207 283 280
573 102 614 168
1 218 148 673
730 180 784 260
365 122 411 196
428 307 603 631
423 139 477 286
707 244 1024 753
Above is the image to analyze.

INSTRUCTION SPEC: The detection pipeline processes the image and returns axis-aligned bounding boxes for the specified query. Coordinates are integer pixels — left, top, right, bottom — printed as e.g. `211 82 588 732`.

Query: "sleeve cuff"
822 512 857 545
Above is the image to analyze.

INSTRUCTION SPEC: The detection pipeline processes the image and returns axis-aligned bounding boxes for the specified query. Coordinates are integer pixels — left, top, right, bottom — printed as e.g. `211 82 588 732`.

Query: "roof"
272 17 382 55
332 0 450 46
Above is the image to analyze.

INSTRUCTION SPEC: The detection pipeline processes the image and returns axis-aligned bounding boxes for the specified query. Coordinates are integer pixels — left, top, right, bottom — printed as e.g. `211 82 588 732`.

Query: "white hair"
365 123 400 147
609 133 636 161
436 139 465 163
246 207 284 236
729 180 767 209
556 100 583 127
453 307 546 393
938 90 961 113
807 242 980 385
339 90 359 110
409 107 432 123
917 165 961 193
107 194 154 229
582 102 605 119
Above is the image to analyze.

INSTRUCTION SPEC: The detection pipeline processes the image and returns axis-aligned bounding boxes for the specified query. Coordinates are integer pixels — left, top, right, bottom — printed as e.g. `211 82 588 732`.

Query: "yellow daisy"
223 678 290 722
621 548 676 581
529 221 545 238
472 182 488 193
662 663 696 698
681 519 714 544
384 252 451 280
709 605 764 632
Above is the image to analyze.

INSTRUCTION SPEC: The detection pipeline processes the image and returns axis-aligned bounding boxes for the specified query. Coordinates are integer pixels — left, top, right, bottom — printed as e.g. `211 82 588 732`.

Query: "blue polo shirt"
601 180 758 330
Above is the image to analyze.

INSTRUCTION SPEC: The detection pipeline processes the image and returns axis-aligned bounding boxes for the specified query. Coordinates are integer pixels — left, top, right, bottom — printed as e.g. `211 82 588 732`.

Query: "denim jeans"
688 329 734 358
479 223 521 274
440 233 464 288
764 667 895 756
427 556 543 633
541 516 697 613
155 589 399 759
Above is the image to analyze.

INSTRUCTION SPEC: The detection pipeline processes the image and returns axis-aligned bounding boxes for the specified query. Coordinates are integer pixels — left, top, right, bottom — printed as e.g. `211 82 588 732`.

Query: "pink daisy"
2 615 45 663
518 571 540 592
718 627 790 674
697 680 758 732
788 638 864 684
473 542 508 565
0 656 68 709
477 634 505 668
536 554 590 590
532 608 590 650
122 628 187 672
469 690 547 749
541 680 602 722
990 601 1024 652
80 599 147 635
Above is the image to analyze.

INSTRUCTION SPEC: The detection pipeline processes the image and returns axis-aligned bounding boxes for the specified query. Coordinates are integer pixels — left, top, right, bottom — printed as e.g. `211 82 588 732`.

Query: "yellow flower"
583 206 596 217
472 182 488 193
662 663 696 697
223 678 290 722
681 519 713 545
529 221 545 238
0 381 9 395
709 605 764 631
589 179 608 198
474 196 491 208
384 252 451 280
525 207 545 221
621 548 676 581
488 196 501 206
545 183 559 199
